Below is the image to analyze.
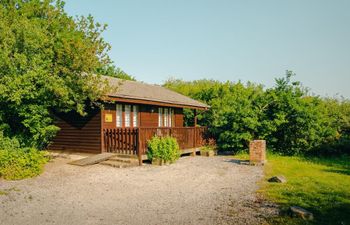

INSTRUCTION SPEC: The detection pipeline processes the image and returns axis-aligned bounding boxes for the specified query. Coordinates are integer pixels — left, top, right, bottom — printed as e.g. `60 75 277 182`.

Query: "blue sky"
65 0 350 98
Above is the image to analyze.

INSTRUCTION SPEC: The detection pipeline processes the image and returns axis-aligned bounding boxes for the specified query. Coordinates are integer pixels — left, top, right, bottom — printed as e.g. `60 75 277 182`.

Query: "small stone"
290 206 314 220
268 175 287 183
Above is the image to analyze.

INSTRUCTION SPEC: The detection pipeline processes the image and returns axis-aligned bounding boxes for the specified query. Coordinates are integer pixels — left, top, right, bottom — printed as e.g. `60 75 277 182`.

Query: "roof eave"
101 95 209 110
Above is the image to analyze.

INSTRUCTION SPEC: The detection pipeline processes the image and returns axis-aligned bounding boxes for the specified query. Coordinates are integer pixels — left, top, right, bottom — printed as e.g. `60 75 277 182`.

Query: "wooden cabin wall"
102 103 118 129
174 108 184 127
49 103 186 153
48 109 102 153
101 103 184 129
139 105 158 127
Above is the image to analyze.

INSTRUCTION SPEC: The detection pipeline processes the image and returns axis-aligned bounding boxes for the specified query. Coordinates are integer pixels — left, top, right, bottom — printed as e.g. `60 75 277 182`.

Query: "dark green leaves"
164 71 350 155
0 0 112 148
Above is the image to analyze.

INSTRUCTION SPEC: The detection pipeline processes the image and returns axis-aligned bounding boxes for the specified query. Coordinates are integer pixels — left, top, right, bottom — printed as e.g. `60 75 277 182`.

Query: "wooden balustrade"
103 128 138 155
103 127 207 156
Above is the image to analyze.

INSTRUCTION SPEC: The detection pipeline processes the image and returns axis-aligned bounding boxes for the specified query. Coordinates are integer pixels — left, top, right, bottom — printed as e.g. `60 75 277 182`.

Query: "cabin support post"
100 109 105 153
137 128 142 166
191 109 198 157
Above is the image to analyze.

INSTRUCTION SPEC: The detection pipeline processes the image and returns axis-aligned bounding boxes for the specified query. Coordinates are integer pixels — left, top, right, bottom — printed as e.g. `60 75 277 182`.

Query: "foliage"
147 136 180 163
0 0 113 148
97 65 136 81
257 153 350 225
164 71 350 155
0 132 48 180
263 72 341 155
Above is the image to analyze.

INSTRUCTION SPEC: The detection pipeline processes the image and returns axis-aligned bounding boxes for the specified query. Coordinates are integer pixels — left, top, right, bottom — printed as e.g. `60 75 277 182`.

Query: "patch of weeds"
0 187 20 196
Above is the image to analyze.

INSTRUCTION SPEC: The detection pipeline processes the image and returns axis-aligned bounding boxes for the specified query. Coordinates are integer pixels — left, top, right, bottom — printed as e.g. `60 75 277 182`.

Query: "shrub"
164 71 350 156
147 136 180 163
0 132 48 180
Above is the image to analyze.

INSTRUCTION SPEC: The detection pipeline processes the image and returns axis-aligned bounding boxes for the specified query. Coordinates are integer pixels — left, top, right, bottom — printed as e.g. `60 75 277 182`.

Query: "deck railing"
103 127 207 156
103 128 139 155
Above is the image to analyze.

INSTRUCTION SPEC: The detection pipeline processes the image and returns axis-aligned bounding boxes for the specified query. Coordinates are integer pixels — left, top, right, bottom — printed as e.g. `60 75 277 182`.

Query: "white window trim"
116 104 122 127
169 109 173 127
164 108 168 127
158 108 163 127
133 105 138 127
125 105 131 127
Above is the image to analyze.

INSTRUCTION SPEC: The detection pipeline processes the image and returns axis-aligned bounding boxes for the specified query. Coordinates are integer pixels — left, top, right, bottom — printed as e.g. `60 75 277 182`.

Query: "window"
133 105 138 127
158 108 163 127
169 109 173 127
164 108 168 127
116 104 122 127
125 105 131 127
158 107 173 127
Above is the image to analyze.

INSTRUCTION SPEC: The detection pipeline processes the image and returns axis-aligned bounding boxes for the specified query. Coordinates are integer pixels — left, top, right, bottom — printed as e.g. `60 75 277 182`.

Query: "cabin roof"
102 76 209 110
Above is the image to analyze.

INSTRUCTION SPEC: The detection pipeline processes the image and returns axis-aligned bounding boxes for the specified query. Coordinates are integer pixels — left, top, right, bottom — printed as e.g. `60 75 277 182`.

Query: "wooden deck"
103 127 207 163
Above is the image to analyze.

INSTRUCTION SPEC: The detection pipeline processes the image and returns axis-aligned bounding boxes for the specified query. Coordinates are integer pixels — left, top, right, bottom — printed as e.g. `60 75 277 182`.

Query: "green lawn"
235 153 350 225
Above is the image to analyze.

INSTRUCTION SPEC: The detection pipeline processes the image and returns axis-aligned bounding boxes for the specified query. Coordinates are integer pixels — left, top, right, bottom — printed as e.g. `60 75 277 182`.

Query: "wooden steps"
99 154 140 168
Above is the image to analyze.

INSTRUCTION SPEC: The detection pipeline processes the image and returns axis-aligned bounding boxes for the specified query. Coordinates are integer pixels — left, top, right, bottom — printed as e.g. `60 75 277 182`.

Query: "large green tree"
164 71 349 155
0 0 113 148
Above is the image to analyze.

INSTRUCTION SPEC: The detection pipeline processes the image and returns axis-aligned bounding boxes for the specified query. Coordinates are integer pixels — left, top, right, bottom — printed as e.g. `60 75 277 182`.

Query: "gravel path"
0 155 277 225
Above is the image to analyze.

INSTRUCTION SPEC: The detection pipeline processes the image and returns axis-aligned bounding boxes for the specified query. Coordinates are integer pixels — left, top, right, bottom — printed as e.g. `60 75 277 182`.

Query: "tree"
97 65 136 81
164 79 269 151
264 71 336 154
164 71 349 155
0 0 113 148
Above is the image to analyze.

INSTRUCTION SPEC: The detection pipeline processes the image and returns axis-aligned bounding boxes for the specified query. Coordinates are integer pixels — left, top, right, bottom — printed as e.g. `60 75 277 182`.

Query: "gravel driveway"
0 155 277 225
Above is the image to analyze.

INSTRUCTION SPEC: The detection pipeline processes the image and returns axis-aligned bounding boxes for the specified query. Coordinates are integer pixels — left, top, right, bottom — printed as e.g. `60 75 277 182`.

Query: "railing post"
194 127 197 148
137 128 142 166
194 109 197 127
191 127 197 156
101 129 105 152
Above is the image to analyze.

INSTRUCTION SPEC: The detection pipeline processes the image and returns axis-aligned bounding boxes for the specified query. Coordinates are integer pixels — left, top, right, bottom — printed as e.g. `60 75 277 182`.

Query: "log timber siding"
49 109 101 153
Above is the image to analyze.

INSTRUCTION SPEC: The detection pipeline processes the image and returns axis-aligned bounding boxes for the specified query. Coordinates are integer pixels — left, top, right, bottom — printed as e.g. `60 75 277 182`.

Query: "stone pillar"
249 140 266 165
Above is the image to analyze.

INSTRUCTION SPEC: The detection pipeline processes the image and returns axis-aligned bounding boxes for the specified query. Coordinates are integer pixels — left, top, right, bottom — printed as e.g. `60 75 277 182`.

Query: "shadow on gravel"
223 159 250 165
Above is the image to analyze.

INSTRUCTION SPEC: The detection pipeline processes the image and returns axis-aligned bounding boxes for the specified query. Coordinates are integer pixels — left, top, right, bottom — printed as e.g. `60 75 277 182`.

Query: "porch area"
102 127 207 163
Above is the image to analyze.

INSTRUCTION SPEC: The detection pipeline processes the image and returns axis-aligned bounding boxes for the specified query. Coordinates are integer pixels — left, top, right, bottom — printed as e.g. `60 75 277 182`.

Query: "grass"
234 152 350 225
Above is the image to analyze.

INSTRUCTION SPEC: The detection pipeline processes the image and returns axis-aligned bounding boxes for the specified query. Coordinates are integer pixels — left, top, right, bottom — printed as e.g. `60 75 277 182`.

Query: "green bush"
164 71 350 156
0 132 48 180
147 136 180 163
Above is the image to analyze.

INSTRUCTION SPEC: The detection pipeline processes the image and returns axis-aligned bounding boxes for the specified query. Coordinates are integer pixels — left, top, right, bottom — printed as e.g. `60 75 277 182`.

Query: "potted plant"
200 145 217 157
199 137 217 157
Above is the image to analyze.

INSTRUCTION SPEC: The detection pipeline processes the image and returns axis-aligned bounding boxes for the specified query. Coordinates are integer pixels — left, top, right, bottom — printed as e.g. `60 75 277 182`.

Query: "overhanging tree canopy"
0 0 114 147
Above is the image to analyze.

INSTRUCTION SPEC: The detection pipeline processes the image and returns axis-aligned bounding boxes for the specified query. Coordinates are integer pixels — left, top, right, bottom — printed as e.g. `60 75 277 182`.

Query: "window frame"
124 105 131 127
116 104 123 127
133 105 139 127
158 108 163 127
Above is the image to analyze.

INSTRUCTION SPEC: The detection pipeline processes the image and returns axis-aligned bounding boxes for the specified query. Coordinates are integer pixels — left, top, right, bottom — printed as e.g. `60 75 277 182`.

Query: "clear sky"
64 0 350 98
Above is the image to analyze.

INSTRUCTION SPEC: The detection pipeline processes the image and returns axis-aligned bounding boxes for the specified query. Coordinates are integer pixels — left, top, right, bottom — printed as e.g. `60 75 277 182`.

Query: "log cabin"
48 76 209 164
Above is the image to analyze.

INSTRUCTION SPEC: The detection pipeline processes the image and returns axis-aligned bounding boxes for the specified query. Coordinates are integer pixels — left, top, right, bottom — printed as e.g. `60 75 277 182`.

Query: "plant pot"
208 150 215 157
152 158 164 166
200 150 215 157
